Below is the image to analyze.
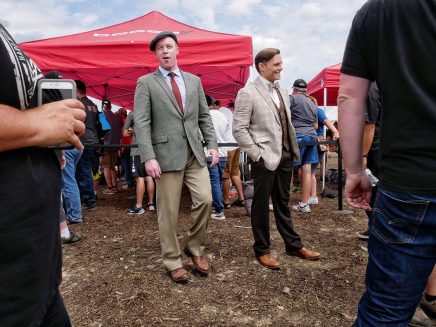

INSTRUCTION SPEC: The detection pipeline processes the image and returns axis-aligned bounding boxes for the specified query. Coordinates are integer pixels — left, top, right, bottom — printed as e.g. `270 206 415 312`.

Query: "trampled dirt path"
63 183 368 327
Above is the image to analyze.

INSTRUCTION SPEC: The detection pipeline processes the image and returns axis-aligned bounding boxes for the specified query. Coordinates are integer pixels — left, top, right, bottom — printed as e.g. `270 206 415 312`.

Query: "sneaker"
103 187 118 195
223 202 231 209
211 211 226 220
61 231 81 246
82 203 97 211
67 219 83 225
291 203 311 213
126 206 145 215
146 203 155 211
360 241 368 252
308 196 319 205
356 229 370 240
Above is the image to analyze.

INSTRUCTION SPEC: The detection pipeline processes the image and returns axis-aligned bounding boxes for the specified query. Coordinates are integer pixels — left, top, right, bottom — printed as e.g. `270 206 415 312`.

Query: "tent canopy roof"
20 11 253 108
306 63 341 106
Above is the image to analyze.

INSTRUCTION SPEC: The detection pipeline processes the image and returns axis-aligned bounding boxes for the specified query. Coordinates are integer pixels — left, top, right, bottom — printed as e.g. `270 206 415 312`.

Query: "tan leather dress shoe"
184 248 210 275
256 254 280 270
169 267 190 283
286 247 320 260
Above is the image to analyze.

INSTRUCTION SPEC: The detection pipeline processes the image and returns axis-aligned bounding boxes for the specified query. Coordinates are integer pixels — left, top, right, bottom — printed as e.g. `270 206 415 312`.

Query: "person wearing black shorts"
123 111 155 214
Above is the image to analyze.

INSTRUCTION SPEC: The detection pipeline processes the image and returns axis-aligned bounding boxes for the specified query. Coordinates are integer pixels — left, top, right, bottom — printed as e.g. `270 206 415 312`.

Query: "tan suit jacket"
233 77 300 171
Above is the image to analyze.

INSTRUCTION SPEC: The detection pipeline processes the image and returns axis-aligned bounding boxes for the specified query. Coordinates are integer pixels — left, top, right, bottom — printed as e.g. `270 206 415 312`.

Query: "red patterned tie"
168 72 184 113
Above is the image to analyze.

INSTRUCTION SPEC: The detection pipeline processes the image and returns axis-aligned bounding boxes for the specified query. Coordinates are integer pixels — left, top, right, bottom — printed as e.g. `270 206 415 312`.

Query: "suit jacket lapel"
153 69 183 117
181 71 191 115
254 77 280 124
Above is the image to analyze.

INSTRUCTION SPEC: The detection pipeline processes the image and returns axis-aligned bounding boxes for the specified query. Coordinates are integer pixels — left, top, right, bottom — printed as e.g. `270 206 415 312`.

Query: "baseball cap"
293 79 307 91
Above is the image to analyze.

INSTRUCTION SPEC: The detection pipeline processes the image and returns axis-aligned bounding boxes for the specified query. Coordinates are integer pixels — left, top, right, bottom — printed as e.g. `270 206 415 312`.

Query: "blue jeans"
76 149 97 206
62 149 82 222
207 158 227 214
354 187 436 326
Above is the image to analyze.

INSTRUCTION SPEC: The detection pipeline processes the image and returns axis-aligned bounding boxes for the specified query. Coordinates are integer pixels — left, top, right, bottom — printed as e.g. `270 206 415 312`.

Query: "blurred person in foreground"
338 1 436 325
0 24 85 326
134 31 218 283
233 48 320 270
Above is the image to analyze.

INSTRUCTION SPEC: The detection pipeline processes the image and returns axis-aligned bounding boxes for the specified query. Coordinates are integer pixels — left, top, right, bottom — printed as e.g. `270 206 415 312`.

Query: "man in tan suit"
134 31 219 283
233 48 320 269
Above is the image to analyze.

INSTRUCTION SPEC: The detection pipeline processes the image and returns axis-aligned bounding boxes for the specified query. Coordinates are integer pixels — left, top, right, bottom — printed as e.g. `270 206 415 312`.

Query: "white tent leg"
322 87 328 191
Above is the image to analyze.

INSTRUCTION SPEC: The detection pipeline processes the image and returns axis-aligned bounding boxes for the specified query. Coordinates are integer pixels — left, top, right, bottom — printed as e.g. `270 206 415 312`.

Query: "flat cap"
150 31 178 51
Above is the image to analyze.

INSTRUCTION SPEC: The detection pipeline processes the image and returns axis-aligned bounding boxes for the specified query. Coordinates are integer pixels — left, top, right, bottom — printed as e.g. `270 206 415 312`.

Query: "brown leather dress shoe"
169 267 190 283
256 254 280 270
286 247 320 260
184 248 210 275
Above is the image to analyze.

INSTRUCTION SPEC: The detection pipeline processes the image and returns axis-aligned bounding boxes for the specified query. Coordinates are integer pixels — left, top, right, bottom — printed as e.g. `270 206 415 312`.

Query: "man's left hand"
207 149 219 167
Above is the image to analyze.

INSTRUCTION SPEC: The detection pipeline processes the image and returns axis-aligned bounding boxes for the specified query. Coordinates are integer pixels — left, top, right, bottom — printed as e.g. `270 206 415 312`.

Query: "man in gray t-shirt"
123 111 155 214
290 79 319 213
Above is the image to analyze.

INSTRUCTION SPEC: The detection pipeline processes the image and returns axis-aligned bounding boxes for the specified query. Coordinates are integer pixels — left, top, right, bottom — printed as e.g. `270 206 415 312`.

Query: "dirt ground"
63 180 369 327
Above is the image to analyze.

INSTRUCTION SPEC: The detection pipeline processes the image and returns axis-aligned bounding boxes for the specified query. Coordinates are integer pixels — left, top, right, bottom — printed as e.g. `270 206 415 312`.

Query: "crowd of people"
1 0 435 326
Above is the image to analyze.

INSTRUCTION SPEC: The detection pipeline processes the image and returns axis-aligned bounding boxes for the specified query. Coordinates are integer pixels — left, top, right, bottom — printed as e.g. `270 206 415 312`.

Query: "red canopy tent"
20 11 253 109
306 63 341 106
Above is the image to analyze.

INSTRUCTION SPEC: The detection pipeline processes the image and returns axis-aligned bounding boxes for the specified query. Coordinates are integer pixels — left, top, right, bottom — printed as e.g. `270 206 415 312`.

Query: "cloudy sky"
1 0 366 91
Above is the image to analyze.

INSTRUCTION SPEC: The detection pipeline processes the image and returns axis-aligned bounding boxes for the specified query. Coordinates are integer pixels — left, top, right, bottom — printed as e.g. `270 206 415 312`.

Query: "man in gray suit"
134 31 219 283
233 48 320 270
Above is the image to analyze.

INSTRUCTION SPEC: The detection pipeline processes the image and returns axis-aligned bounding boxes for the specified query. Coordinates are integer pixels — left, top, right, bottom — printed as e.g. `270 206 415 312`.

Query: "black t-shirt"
0 24 62 326
364 82 381 152
341 0 436 195
79 96 100 145
103 110 123 151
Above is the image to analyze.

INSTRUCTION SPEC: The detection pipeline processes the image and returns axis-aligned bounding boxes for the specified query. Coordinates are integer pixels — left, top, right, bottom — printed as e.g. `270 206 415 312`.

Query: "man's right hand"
145 159 161 179
33 99 86 150
344 173 372 211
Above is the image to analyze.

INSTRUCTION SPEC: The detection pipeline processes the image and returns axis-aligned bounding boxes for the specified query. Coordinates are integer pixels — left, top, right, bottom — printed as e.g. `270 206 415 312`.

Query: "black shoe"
233 199 245 207
67 219 83 225
61 231 81 246
82 203 97 211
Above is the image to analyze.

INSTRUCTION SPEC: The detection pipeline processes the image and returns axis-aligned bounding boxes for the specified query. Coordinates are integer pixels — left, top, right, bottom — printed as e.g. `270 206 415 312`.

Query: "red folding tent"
306 63 341 106
20 11 253 109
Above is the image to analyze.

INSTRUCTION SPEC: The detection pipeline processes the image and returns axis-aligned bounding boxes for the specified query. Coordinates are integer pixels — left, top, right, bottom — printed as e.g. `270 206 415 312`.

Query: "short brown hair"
254 48 280 73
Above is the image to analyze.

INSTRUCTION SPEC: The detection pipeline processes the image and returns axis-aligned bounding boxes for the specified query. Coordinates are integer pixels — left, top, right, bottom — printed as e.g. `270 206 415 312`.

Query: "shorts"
131 155 147 178
101 151 118 169
223 148 241 179
295 135 319 166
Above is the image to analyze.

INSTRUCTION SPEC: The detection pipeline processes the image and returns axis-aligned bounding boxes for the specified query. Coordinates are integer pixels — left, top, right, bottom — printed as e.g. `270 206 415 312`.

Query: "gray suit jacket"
134 69 217 172
233 77 300 171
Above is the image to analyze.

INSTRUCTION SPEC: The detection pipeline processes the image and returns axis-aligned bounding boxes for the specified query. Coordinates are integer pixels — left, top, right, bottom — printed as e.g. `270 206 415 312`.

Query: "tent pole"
322 87 328 191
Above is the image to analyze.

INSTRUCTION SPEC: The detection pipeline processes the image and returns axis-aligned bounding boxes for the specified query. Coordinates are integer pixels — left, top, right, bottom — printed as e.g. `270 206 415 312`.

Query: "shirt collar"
258 75 279 90
159 66 182 78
